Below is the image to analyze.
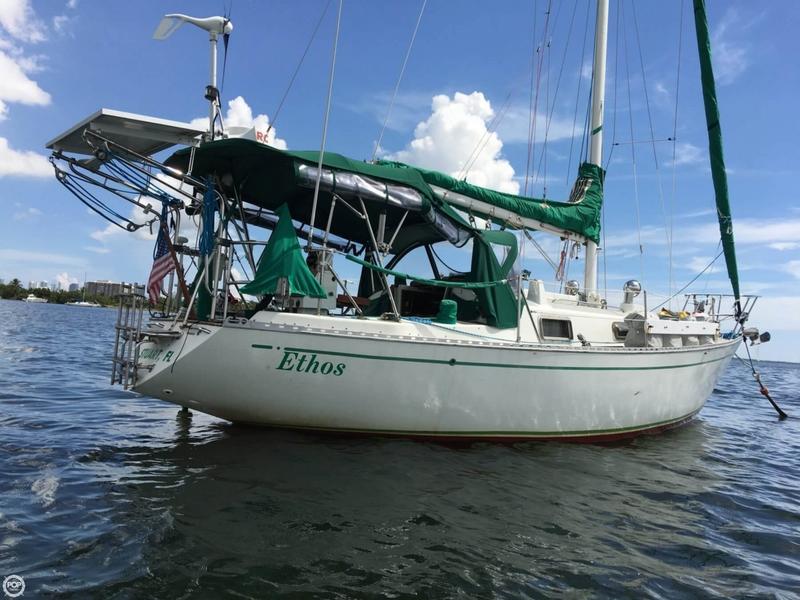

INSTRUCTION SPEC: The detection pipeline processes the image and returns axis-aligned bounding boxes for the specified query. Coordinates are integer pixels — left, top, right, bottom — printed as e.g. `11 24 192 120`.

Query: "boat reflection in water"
96 410 742 597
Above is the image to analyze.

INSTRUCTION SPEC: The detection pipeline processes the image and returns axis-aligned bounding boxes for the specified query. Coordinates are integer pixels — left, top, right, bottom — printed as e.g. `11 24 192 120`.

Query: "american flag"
147 211 175 304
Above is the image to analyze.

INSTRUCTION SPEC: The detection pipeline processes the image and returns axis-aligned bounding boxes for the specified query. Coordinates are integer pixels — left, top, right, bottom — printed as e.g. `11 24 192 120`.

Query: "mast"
583 0 609 300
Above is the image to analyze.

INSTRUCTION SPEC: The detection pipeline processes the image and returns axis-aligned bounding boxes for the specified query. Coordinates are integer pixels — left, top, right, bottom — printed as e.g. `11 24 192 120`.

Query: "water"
1 299 798 599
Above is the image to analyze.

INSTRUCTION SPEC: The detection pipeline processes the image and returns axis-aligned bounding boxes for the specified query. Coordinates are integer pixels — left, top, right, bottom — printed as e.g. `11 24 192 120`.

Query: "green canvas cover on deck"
240 204 326 298
166 140 599 329
470 230 519 329
347 229 519 328
167 141 603 244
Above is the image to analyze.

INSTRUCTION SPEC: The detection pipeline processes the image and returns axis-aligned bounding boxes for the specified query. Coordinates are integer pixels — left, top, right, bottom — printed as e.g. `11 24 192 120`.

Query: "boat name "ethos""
277 351 345 376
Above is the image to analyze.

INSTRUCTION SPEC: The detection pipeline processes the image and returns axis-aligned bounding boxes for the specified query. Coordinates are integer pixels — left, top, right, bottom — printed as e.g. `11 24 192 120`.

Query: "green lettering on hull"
270 347 345 377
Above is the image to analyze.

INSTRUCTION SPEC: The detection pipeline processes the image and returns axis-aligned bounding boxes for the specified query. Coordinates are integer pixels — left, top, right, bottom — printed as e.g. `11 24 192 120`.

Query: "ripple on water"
0 300 799 598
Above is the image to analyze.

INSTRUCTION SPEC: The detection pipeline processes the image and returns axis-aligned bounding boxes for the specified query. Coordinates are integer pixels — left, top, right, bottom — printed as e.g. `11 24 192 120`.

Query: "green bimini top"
167 140 604 246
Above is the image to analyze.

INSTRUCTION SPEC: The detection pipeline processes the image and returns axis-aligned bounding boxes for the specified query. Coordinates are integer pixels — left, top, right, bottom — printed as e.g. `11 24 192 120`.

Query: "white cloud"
494 105 577 146
388 91 519 194
606 218 800 252
90 175 200 247
784 260 800 280
12 206 41 221
769 242 799 251
91 204 160 243
55 271 77 290
0 0 50 117
711 8 749 85
0 50 51 118
750 297 800 332
677 208 715 220
690 218 800 246
0 249 86 267
0 0 46 43
0 137 51 177
230 267 251 300
686 256 718 274
670 142 704 166
602 224 664 251
190 96 287 149
353 90 433 134
53 14 72 34
84 246 110 254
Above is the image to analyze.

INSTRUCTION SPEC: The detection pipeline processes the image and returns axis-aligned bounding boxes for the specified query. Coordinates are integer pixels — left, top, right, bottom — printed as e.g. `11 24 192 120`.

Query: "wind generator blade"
220 26 230 92
153 15 184 40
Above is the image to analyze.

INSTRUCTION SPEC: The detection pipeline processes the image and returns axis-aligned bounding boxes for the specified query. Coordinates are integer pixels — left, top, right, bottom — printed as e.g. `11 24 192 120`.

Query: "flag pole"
159 218 191 306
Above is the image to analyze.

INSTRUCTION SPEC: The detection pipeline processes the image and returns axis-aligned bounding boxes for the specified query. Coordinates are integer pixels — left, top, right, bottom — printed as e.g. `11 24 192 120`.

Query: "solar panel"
46 108 205 157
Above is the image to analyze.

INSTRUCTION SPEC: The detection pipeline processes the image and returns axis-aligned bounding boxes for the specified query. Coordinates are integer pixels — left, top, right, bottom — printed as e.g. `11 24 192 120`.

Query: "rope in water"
735 343 788 420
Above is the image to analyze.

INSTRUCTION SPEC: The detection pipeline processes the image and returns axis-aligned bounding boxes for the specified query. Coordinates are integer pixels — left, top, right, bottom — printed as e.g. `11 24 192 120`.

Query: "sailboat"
66 273 102 307
45 1 774 440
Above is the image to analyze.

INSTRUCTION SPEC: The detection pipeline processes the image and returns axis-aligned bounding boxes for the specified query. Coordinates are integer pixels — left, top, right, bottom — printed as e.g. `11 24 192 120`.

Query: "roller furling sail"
692 0 741 308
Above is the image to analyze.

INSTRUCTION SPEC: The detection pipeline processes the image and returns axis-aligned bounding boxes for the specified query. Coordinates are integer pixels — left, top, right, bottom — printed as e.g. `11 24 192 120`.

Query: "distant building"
38 280 48 289
68 283 80 292
86 280 145 298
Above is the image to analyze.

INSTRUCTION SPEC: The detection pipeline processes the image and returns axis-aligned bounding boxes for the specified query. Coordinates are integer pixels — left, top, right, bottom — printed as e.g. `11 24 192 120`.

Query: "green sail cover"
380 160 605 244
693 0 740 301
240 203 327 298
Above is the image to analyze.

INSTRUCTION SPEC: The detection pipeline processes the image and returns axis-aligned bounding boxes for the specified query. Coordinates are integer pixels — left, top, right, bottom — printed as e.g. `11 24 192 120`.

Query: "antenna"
153 14 234 138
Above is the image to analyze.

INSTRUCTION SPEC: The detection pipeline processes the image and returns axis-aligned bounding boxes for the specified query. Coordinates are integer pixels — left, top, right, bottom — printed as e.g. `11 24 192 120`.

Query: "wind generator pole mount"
153 13 234 139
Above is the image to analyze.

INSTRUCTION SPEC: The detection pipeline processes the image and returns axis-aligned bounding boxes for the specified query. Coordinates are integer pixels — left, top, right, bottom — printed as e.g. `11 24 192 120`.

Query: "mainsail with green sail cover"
693 0 741 303
379 160 605 244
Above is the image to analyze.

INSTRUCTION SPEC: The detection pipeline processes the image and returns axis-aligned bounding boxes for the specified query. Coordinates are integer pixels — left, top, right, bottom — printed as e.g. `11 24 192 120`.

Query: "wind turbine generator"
153 14 234 137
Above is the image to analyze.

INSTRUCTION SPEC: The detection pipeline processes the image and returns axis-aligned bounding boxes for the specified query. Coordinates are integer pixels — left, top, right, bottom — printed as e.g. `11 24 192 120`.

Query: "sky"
0 0 798 362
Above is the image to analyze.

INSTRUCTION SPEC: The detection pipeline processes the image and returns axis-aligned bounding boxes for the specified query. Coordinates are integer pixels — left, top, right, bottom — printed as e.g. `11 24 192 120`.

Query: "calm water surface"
1 299 798 598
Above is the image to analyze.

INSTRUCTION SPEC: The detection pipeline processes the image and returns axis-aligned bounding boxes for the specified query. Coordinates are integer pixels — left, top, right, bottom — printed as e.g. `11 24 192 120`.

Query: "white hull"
134 312 738 441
